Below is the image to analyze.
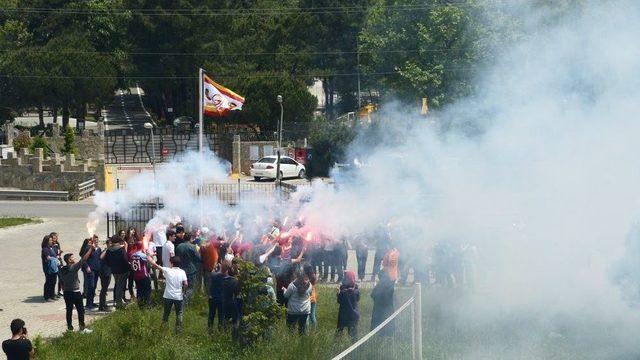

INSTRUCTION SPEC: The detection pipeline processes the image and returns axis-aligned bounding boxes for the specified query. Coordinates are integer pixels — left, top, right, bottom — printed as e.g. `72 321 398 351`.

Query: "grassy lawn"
0 217 40 229
33 286 414 360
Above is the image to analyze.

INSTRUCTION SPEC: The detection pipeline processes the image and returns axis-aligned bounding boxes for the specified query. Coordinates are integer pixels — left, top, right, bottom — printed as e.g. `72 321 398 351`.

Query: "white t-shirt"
162 241 175 267
153 228 167 247
161 267 187 301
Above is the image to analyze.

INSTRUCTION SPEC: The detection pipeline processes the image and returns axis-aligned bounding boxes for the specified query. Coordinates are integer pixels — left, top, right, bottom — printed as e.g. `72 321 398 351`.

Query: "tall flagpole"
198 68 204 226
198 68 204 154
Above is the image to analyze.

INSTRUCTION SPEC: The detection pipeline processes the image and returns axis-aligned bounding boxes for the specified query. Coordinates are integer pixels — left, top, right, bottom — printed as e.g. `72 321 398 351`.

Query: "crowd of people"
5 218 433 359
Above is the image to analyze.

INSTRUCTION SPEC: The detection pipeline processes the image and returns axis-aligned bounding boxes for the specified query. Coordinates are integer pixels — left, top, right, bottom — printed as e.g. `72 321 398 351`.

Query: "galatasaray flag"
203 74 245 117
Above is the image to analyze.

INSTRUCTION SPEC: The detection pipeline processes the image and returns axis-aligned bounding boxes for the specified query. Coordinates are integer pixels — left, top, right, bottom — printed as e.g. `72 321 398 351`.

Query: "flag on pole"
202 74 245 117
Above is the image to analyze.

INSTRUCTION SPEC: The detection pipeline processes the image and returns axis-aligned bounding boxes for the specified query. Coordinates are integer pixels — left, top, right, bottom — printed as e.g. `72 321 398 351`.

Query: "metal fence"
106 181 300 237
104 127 279 165
104 127 233 164
332 283 423 360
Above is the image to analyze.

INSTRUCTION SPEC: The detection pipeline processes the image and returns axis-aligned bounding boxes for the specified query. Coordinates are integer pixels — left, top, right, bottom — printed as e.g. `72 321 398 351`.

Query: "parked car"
250 155 306 180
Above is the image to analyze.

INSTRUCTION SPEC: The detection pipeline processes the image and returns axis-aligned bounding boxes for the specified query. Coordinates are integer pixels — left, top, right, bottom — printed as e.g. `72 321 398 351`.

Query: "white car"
250 155 306 180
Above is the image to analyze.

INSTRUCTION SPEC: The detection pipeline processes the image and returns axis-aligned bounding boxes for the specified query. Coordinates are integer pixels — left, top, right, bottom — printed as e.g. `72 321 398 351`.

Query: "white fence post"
413 282 423 360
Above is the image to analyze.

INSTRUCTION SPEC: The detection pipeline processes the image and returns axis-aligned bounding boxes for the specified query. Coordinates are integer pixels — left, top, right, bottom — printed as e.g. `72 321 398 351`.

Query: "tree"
29 135 50 156
61 125 77 156
235 259 283 345
360 0 517 107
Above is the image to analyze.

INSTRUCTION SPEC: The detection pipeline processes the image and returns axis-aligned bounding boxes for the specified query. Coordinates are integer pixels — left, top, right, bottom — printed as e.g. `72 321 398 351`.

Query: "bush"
61 125 77 155
29 136 50 156
236 259 284 345
12 131 31 152
307 116 356 178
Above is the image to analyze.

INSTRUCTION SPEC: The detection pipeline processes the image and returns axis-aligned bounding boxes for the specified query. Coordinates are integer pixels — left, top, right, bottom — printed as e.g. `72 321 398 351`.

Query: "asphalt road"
0 199 97 219
103 86 154 134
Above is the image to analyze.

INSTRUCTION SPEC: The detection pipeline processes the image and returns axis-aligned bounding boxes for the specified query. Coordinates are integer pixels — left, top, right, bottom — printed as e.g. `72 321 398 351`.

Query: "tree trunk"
62 104 70 128
38 105 44 127
52 107 58 124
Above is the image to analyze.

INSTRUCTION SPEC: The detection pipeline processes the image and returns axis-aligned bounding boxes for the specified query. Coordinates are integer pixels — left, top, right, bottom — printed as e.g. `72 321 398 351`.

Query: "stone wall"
0 148 105 198
232 136 280 175
46 125 104 160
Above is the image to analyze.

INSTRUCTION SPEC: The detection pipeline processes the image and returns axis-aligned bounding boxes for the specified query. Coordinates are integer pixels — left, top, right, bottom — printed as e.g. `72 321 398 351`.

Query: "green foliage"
29 135 50 156
235 259 284 344
222 74 317 132
360 0 519 107
12 131 31 152
307 116 357 177
0 217 39 228
61 125 77 155
34 286 375 360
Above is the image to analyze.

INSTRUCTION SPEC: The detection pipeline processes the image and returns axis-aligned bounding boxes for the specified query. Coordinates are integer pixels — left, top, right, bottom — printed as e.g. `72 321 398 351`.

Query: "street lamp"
276 95 284 184
144 122 160 210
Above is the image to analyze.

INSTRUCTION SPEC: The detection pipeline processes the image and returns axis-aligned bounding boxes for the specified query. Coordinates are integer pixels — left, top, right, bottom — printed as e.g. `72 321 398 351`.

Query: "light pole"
144 122 160 210
276 95 283 184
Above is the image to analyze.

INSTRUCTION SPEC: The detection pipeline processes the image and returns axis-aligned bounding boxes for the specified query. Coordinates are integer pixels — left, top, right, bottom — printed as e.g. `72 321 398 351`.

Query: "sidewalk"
0 201 107 341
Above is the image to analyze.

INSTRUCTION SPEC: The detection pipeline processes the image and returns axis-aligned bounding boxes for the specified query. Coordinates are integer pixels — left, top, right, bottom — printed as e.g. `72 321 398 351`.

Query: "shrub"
236 259 284 345
29 136 50 156
61 125 78 155
12 131 31 152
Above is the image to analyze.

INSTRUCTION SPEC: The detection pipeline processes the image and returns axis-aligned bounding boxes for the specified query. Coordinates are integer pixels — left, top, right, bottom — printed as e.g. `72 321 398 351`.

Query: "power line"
0 68 477 80
0 2 500 17
0 48 469 57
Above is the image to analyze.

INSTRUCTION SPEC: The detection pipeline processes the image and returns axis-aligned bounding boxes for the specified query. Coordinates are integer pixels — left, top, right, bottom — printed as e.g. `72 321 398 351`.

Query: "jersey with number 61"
130 251 150 280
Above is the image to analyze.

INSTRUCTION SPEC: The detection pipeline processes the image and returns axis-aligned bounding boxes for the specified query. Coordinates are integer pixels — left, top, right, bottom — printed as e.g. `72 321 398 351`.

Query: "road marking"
136 82 157 127
103 108 110 132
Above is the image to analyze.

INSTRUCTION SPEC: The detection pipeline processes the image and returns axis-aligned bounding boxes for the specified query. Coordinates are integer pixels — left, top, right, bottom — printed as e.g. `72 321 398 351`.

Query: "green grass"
34 286 399 360
0 217 40 229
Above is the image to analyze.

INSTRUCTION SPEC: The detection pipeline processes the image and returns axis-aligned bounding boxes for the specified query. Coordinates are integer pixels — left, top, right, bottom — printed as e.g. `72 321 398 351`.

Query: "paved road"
0 200 108 341
103 86 154 134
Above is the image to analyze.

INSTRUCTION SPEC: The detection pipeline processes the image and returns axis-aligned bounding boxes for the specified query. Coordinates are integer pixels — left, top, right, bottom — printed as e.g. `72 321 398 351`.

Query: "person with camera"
2 319 34 360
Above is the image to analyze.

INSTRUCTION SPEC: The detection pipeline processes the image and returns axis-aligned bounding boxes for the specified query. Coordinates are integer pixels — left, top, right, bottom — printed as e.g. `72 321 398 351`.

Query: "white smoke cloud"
293 0 640 357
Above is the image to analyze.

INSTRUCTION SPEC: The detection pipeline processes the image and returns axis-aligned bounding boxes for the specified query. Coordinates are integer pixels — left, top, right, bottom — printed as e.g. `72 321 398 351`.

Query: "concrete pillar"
52 123 61 137
233 135 241 174
54 153 63 165
31 156 43 173
65 153 76 167
4 123 15 146
6 151 22 166
52 163 64 173
34 148 44 160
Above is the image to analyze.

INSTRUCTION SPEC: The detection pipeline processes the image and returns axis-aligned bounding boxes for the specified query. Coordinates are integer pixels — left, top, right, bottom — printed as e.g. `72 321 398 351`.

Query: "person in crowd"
354 235 369 282
124 227 140 301
283 270 312 335
382 244 400 282
371 269 395 336
336 237 348 283
102 236 130 309
148 256 187 333
41 235 58 302
2 319 33 360
265 276 277 303
207 260 227 331
322 235 336 282
371 230 390 282
174 226 186 246
221 261 240 334
59 242 96 333
336 270 360 342
79 236 101 310
147 239 159 291
304 264 318 330
152 224 167 267
129 239 152 309
162 230 177 270
201 236 225 295
50 232 63 297
175 233 202 304
98 237 113 312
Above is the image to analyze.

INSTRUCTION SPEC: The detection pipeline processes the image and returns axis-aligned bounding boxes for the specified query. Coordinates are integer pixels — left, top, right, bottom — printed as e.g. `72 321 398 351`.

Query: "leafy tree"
29 135 50 156
12 131 31 152
61 125 77 155
360 0 517 107
235 259 283 345
307 115 356 177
